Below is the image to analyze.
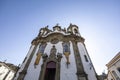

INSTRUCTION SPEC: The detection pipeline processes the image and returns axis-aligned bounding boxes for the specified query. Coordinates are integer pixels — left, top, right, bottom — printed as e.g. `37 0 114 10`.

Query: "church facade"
14 24 98 80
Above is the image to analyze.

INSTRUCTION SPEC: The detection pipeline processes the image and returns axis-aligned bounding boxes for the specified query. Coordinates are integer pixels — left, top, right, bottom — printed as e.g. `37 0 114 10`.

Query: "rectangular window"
84 55 88 62
39 43 46 53
63 42 70 53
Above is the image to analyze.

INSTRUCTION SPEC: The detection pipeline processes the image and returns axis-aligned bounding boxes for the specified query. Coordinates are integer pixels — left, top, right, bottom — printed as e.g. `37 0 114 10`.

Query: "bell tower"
14 24 98 80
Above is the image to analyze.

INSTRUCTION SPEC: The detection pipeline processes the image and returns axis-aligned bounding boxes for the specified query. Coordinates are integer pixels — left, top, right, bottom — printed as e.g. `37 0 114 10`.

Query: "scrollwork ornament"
51 38 59 44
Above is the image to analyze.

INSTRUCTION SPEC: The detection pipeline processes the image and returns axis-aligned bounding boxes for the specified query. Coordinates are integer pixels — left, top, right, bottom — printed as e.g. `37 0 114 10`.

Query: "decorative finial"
56 23 59 26
70 23 72 26
45 25 49 28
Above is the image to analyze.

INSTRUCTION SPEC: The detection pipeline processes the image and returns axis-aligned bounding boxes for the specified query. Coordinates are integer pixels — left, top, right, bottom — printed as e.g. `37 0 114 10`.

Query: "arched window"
39 45 44 53
39 43 46 53
44 61 56 80
64 44 69 52
63 43 70 53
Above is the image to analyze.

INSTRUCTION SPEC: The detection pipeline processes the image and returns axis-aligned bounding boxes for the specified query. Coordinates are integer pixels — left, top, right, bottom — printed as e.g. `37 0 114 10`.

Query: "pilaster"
72 41 88 80
17 43 38 80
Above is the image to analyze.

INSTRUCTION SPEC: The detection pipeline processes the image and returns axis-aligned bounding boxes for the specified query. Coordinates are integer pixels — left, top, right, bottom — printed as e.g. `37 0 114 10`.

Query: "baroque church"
14 24 99 80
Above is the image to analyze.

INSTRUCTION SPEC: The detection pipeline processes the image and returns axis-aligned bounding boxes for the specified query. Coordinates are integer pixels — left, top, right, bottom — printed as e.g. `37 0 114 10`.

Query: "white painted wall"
44 42 53 55
60 41 77 80
14 45 35 80
24 44 42 80
77 42 97 80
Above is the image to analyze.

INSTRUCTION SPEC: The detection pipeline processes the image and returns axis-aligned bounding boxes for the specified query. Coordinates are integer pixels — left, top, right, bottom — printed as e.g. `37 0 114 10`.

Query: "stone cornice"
106 52 120 68
31 32 85 45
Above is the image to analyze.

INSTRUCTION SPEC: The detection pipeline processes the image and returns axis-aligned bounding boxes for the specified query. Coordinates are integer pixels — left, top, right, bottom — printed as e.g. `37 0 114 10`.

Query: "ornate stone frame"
34 42 47 66
62 41 71 67
39 53 62 80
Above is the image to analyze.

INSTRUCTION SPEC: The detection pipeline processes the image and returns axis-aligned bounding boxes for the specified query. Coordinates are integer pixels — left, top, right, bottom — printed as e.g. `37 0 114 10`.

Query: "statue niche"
49 45 56 58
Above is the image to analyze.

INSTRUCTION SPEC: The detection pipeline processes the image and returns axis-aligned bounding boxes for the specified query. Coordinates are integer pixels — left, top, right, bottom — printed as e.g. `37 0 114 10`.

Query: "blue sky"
0 0 120 75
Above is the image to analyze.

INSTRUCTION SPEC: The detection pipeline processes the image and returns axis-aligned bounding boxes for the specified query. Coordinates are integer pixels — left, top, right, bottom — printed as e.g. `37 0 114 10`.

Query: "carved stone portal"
51 38 59 44
39 53 62 80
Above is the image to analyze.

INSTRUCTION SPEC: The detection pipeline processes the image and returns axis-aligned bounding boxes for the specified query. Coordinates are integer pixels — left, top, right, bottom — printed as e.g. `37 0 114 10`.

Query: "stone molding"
38 46 62 80
106 52 120 68
32 33 85 45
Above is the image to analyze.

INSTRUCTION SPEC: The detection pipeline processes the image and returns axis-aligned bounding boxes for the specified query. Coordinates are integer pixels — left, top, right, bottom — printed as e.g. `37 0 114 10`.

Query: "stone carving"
62 28 66 33
57 53 63 62
51 38 59 44
49 45 56 58
39 52 62 80
38 25 52 37
42 53 48 62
